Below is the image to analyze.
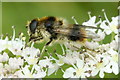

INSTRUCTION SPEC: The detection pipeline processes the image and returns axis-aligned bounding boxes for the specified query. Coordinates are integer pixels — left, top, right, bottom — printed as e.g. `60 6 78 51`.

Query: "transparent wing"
73 24 102 29
54 24 101 39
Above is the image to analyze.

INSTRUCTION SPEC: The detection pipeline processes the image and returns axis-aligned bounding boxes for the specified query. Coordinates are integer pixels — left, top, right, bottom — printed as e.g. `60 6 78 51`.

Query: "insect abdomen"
68 24 86 42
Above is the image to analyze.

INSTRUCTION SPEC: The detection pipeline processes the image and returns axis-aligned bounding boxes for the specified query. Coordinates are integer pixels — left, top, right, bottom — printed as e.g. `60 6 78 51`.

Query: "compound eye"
29 20 38 33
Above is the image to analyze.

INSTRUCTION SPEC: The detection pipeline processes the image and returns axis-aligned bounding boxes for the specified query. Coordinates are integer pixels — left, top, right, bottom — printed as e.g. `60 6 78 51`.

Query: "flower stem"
60 44 65 55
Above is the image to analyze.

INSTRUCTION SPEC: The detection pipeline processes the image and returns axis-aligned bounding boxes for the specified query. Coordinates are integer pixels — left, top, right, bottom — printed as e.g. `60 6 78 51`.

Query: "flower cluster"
0 9 119 79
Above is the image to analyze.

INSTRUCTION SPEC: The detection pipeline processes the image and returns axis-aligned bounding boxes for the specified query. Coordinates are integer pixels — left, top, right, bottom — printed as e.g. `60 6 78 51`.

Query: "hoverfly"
26 16 101 52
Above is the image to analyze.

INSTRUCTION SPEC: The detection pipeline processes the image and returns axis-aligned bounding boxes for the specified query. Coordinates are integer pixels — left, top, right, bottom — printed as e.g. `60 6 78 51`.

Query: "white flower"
85 41 99 50
91 54 111 78
38 57 54 68
13 70 24 78
47 50 80 76
99 43 110 51
63 50 79 65
20 65 46 78
93 29 105 41
115 34 118 42
0 26 25 54
107 48 119 75
22 47 40 58
63 59 88 78
100 10 118 35
82 12 101 33
32 70 46 78
22 47 40 65
55 54 65 66
0 52 9 62
100 20 112 35
63 67 76 78
46 55 65 76
8 38 25 55
82 16 97 27
21 65 34 78
25 57 38 65
0 37 12 52
108 48 118 62
8 57 24 70
109 17 118 34
52 50 78 66
33 65 46 78
47 63 59 76
110 40 118 50
82 12 103 41
0 63 3 74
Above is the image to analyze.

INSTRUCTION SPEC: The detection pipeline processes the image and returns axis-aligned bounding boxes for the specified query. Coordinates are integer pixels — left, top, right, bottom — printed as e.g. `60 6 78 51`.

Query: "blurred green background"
2 2 119 78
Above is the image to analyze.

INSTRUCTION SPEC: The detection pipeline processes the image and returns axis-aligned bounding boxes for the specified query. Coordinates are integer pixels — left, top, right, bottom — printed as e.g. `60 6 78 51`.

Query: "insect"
26 16 100 50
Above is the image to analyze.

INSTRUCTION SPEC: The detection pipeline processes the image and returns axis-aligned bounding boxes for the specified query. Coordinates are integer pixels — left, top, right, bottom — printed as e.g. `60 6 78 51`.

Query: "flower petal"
112 62 119 75
104 64 112 73
48 64 59 76
99 70 104 78
63 67 76 78
91 69 99 76
76 59 84 68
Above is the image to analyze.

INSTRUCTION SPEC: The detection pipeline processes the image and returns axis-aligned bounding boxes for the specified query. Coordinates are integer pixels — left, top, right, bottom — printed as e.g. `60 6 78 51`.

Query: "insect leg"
82 46 101 54
68 41 80 50
29 36 43 42
39 37 53 59
46 37 53 46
